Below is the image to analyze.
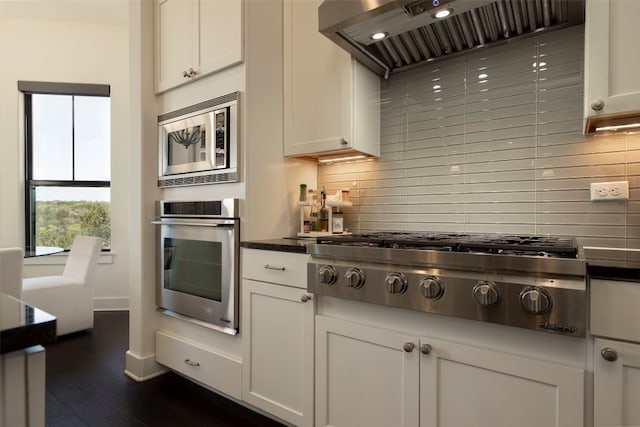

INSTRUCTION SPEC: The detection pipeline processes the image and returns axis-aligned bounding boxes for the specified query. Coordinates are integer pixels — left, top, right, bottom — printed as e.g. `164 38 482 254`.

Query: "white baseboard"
124 350 167 382
94 297 129 311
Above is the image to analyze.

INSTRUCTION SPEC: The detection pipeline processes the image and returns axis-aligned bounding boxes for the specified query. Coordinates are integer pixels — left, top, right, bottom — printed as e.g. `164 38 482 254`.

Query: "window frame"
19 81 111 252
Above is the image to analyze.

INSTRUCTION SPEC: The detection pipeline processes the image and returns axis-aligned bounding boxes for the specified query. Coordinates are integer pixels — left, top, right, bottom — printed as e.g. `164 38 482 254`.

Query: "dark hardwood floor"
44 311 285 427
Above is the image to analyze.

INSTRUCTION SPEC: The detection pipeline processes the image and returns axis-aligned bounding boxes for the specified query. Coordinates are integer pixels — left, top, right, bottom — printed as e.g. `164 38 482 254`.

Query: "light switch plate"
590 181 629 201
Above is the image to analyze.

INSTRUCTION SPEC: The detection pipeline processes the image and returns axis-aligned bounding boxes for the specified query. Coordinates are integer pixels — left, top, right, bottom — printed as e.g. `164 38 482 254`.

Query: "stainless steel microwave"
158 92 238 187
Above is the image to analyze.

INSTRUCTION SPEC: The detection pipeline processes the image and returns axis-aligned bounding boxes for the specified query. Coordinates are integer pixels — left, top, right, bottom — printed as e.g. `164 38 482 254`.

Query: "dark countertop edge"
587 265 640 282
1 293 58 354
241 239 312 254
240 241 640 279
1 318 57 355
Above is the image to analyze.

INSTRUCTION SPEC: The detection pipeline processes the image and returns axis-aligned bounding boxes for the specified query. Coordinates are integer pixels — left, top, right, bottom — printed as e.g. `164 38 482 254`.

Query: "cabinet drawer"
242 248 309 288
155 331 241 399
591 279 640 342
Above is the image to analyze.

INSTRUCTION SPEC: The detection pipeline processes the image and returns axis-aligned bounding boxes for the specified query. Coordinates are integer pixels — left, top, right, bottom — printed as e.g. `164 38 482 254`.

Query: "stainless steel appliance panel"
153 199 239 335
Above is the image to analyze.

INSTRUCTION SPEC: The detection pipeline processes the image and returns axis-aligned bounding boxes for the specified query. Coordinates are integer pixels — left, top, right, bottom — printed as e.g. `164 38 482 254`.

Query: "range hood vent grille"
320 0 585 78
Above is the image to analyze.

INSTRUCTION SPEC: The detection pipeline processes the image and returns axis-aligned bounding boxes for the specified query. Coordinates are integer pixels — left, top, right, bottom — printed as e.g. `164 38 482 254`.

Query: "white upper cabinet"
583 0 640 132
155 0 243 93
283 0 380 160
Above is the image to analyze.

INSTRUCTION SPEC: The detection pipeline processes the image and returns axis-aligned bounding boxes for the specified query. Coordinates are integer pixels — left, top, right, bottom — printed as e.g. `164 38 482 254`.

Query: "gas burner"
308 230 586 337
317 231 578 259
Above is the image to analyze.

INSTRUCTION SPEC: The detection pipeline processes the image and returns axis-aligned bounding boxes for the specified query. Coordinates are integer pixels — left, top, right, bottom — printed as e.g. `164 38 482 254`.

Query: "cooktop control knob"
385 272 408 295
419 276 444 299
520 287 552 314
345 268 365 289
472 281 500 307
318 265 337 285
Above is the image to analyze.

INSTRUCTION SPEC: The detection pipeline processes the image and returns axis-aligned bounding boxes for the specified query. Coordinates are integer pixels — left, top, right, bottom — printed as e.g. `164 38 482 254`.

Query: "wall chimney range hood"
319 0 585 79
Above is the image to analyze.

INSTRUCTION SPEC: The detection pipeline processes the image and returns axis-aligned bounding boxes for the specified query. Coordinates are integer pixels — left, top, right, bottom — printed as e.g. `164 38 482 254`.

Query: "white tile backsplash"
317 25 640 249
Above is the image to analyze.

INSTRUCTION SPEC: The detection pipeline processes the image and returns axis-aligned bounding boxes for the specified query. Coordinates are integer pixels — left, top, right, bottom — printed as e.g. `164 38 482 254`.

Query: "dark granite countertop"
241 238 315 254
585 247 640 282
1 292 57 354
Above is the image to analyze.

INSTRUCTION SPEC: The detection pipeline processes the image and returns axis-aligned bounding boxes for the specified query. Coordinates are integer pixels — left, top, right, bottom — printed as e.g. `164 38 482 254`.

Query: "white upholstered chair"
0 247 24 299
22 235 103 336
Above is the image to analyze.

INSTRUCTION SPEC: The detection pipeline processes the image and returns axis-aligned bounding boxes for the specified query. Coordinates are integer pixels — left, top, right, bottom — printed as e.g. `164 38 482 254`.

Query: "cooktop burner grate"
316 232 578 258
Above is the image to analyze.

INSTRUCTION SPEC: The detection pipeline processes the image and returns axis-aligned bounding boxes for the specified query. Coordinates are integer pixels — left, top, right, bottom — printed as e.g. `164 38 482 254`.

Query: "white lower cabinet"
155 331 242 399
316 316 584 427
420 336 584 427
594 338 640 426
241 249 314 427
315 316 420 427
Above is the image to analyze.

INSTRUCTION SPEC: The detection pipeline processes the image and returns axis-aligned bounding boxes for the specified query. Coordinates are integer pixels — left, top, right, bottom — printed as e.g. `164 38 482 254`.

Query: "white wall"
0 1 131 310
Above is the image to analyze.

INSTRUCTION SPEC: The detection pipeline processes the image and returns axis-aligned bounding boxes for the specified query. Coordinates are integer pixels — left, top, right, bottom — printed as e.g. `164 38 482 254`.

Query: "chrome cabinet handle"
421 344 432 355
301 294 312 303
403 342 415 352
340 138 348 146
601 347 618 362
184 358 200 367
591 99 605 111
264 264 286 271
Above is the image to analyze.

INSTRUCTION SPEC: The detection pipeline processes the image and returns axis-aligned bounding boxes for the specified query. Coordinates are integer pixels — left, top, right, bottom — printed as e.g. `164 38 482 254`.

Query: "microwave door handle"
150 221 235 227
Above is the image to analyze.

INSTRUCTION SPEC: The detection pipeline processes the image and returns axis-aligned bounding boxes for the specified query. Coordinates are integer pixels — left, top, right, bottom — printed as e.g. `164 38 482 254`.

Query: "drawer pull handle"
264 264 286 271
184 359 200 367
301 294 312 303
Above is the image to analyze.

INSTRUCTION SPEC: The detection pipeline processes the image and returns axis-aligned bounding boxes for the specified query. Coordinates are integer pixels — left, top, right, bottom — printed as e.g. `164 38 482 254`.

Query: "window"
20 81 111 251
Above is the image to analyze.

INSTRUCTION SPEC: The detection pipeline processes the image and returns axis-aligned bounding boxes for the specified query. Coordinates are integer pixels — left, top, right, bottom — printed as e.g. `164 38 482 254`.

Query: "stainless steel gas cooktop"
307 231 586 337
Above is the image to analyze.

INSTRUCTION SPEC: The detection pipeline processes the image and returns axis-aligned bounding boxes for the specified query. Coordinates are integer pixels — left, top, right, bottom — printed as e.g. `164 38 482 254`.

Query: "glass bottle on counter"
318 190 329 232
309 194 318 231
332 209 343 234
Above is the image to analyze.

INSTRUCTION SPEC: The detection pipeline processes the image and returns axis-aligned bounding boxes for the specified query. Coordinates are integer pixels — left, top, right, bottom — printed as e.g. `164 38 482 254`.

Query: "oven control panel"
308 260 586 337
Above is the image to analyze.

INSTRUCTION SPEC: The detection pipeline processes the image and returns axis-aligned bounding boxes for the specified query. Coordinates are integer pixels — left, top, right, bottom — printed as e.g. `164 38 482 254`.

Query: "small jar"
332 210 344 234
299 184 307 202
341 188 350 203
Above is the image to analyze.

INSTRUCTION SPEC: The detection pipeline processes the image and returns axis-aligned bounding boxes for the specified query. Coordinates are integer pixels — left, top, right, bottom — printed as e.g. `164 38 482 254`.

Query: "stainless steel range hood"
319 0 585 78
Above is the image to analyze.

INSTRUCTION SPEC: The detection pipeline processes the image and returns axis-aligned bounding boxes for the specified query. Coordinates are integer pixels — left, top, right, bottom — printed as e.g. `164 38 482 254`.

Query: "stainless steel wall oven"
153 199 239 335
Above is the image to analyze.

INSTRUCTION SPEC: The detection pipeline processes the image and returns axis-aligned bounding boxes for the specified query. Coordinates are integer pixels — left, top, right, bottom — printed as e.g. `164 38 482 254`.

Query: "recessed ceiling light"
370 32 388 41
433 8 451 19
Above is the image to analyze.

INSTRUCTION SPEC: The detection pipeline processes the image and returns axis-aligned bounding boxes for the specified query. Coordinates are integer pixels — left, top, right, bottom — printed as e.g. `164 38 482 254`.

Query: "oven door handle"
151 220 235 228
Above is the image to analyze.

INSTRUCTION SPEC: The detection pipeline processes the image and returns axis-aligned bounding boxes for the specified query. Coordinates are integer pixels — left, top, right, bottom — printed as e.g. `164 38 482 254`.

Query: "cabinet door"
594 338 640 427
155 0 198 93
315 316 419 427
584 0 640 130
283 0 353 156
420 337 584 427
155 0 244 93
197 0 243 77
242 280 315 427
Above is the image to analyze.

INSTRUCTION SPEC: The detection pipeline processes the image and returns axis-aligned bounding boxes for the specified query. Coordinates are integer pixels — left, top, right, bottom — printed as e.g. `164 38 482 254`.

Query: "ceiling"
0 0 128 26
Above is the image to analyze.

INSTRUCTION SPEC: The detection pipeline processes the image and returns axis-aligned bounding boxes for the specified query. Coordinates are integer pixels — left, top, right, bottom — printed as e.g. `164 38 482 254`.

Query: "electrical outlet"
590 181 629 201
